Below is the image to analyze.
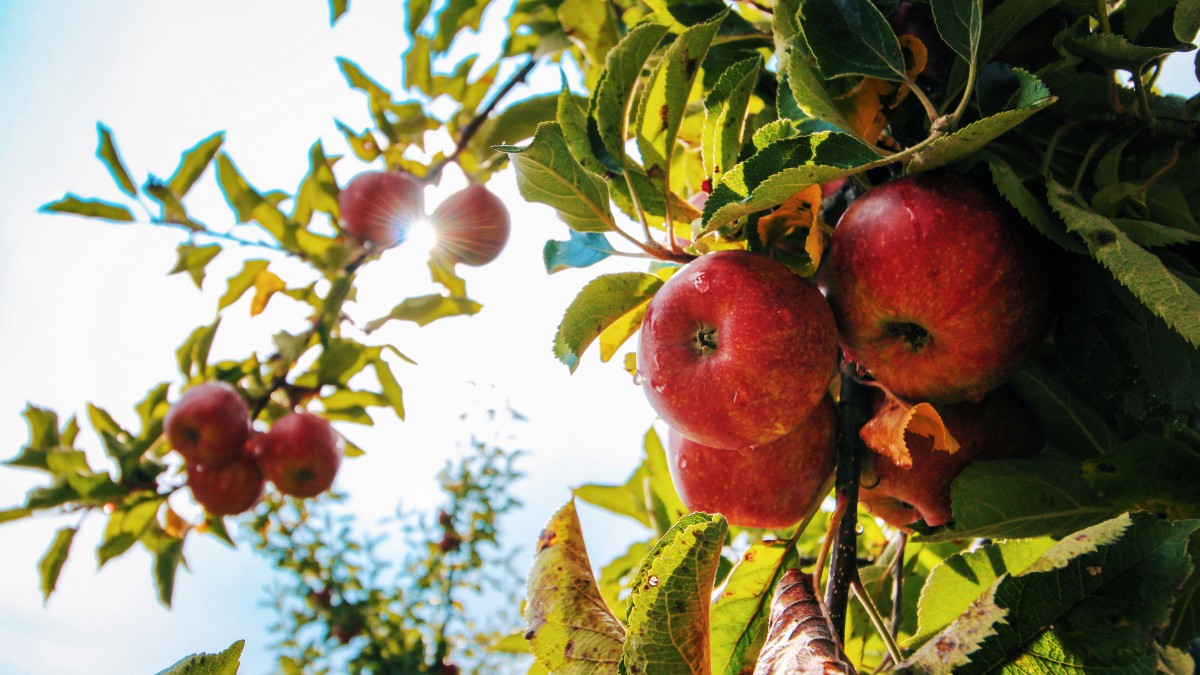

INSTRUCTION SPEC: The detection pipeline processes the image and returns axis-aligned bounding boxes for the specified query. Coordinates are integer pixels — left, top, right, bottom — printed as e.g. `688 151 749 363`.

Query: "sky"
0 3 1197 674
0 1 651 673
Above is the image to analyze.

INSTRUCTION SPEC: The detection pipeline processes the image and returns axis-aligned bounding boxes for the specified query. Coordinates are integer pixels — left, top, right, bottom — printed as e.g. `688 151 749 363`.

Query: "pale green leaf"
39 527 77 602
96 123 138 198
155 639 244 675
167 132 224 199
1048 179 1200 348
591 23 670 170
40 195 135 222
623 512 728 675
217 260 270 311
168 243 221 289
525 501 626 673
363 294 482 331
710 540 799 675
498 122 615 233
703 56 761 180
553 272 663 373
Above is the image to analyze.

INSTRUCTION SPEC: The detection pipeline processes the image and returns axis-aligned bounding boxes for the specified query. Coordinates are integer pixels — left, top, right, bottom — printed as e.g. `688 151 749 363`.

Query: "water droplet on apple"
652 381 669 394
692 273 709 293
632 371 643 386
678 457 688 469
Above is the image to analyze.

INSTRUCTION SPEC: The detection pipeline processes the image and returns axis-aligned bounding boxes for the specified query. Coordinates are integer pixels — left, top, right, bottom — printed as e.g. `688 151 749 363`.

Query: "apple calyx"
885 321 931 353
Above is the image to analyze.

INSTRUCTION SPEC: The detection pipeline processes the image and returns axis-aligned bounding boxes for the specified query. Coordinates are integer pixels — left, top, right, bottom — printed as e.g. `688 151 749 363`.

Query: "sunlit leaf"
39 527 77 602
40 195 134 222
154 639 244 675
498 122 615 233
553 272 663 373
860 393 960 469
96 123 138 198
525 500 626 673
218 260 270 311
364 294 482 331
623 512 727 675
169 243 221 289
703 56 761 181
591 23 670 171
710 540 800 675
167 132 224 199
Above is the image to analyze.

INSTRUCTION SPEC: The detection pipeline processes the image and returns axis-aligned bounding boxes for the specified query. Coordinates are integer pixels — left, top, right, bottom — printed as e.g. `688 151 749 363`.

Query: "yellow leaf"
860 389 960 469
758 184 822 247
250 269 287 316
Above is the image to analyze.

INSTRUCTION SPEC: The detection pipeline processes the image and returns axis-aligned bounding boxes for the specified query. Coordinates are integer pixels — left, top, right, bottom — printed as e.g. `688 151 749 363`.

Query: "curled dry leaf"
860 388 960 469
753 569 856 675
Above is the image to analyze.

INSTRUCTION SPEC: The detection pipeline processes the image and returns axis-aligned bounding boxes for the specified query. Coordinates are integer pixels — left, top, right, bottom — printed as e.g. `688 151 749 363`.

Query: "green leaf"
798 0 907 81
39 527 77 601
291 141 340 229
575 427 684 531
553 272 663 373
1009 363 1117 459
942 0 1060 103
150 532 184 607
40 195 134 222
703 56 761 181
909 70 1055 173
155 639 244 675
363 294 482 331
915 456 1115 542
369 351 406 421
99 497 164 567
987 157 1083 252
556 0 620 64
635 11 725 183
1166 534 1199 649
905 513 1198 673
709 540 800 675
543 231 616 274
477 94 560 157
6 405 63 471
1063 30 1183 72
335 121 380 162
96 123 138 198
1047 179 1200 349
1177 0 1200 43
215 153 293 246
702 132 881 232
168 243 221 289
590 23 670 172
1081 438 1200 519
931 0 983 64
167 132 224 199
498 122 615 233
912 537 1055 646
622 512 728 675
525 500 626 673
175 319 220 378
599 540 652 614
217 260 270 310
780 34 850 130
403 34 433 94
1113 217 1200 248
433 0 487 52
406 0 432 35
328 0 349 25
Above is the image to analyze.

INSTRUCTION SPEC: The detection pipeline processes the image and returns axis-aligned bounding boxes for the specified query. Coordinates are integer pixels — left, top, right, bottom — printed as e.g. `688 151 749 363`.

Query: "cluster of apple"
164 382 343 515
338 169 511 266
639 173 1054 531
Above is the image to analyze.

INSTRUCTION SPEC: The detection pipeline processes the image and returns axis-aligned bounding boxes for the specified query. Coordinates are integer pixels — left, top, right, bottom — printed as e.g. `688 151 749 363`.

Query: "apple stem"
890 532 907 636
823 373 872 640
852 577 905 665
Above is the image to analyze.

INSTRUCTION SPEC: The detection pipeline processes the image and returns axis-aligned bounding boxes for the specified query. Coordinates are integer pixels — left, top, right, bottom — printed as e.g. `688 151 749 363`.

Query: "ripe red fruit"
822 173 1055 403
165 382 251 467
256 412 342 498
430 183 510 266
667 397 837 529
338 170 425 247
638 250 838 449
858 387 1042 529
186 453 265 516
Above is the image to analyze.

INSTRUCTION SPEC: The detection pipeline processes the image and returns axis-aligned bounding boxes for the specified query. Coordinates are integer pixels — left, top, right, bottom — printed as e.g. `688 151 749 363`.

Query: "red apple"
638 250 838 450
822 173 1055 403
668 397 837 529
165 382 251 467
338 170 425 247
430 183 510 266
187 453 265 516
858 387 1042 529
256 412 342 498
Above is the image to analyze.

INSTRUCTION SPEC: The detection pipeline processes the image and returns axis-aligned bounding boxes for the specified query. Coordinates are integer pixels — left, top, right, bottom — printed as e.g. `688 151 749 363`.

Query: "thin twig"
890 531 907 637
151 220 287 252
426 57 539 183
852 578 904 665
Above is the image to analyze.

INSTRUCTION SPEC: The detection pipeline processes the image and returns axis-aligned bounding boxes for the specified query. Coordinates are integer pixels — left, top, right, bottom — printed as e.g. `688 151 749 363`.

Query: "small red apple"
165 382 251 467
822 173 1055 403
256 412 342 498
430 183 510 266
858 387 1042 529
186 453 265 516
338 170 425 247
667 397 837 529
638 250 838 449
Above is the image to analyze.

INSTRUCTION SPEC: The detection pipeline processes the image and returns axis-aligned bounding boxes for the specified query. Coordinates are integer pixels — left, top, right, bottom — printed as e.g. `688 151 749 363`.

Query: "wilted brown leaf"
753 569 856 675
860 389 960 469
